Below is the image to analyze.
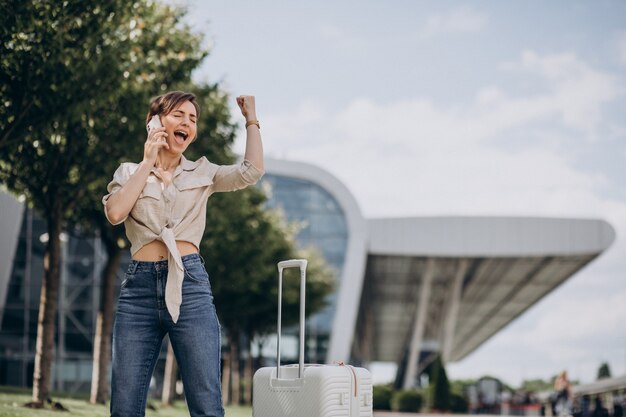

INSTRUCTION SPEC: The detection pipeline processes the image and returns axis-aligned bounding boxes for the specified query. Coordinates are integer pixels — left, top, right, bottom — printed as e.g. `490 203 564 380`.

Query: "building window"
259 174 349 361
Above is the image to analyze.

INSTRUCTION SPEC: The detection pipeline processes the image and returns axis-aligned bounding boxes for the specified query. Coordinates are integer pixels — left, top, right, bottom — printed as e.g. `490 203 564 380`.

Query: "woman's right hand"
143 127 169 164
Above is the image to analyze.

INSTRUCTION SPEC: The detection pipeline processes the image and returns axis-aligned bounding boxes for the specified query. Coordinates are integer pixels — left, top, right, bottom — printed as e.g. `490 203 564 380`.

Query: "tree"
161 340 178 406
68 4 216 404
429 355 451 411
597 362 611 380
1 0 212 406
520 378 554 393
200 187 335 404
1 0 135 406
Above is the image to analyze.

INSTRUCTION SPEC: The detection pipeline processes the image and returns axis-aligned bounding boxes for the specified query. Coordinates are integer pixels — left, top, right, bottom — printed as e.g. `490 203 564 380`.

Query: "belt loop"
129 261 138 275
199 254 205 265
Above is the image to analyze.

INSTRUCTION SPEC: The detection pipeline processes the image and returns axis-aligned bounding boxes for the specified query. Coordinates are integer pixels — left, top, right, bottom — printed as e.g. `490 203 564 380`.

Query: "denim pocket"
121 262 138 289
120 273 133 289
184 265 210 285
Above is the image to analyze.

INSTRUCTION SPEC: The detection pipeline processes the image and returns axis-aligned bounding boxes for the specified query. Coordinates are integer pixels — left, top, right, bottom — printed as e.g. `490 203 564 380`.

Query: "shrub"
429 356 451 411
391 389 423 412
449 392 469 413
373 384 393 410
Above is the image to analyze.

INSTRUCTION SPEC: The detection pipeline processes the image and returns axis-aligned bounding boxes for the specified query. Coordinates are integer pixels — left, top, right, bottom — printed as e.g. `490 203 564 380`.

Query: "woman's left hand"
236 95 257 121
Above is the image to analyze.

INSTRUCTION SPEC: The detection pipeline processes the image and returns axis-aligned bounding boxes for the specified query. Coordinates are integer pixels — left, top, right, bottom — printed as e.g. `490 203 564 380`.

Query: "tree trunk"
243 335 253 405
90 237 122 404
221 355 231 405
257 338 265 369
31 203 62 405
161 340 178 406
229 333 240 405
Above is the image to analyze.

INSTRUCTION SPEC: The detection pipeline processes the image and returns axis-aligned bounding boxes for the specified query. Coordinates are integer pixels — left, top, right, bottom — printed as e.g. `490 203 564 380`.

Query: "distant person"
554 371 573 416
572 395 583 417
502 390 512 415
612 392 623 417
552 393 560 417
592 396 609 417
582 395 591 417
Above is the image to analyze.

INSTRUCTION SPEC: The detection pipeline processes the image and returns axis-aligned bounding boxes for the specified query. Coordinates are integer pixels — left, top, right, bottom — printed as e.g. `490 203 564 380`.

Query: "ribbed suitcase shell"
252 259 373 417
253 364 373 417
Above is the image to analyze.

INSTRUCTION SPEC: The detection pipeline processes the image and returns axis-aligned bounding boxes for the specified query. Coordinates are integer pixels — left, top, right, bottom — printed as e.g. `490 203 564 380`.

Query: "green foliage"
0 0 210 219
201 187 335 339
71 2 213 222
450 379 475 396
429 356 451 411
391 389 423 413
1 1 133 151
449 392 469 413
373 384 393 410
0 0 238 403
448 379 472 413
521 377 556 392
2 0 127 211
598 362 611 380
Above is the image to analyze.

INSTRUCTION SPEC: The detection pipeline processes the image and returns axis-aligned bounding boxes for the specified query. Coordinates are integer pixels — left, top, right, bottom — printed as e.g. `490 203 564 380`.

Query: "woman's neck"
155 151 181 171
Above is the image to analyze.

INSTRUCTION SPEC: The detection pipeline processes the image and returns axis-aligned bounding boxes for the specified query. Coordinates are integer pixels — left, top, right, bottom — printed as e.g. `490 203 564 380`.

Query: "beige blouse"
102 155 264 323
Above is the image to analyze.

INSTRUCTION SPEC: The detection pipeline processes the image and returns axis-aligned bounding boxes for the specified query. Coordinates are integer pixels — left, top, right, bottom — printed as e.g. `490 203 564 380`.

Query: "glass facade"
259 174 349 362
0 209 169 396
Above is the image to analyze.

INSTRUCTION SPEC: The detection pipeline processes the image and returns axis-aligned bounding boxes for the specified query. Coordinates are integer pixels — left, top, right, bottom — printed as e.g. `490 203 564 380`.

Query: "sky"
171 0 626 387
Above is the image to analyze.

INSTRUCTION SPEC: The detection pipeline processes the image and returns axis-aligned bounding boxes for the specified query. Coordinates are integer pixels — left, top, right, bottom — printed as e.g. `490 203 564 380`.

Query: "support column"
402 258 435 389
442 259 468 363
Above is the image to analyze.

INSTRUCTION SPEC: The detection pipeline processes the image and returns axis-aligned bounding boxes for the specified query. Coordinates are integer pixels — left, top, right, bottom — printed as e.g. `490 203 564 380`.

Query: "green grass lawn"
0 386 252 417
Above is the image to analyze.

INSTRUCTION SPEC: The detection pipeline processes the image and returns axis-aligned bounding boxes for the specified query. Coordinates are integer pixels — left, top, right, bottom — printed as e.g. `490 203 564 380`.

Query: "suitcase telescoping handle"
276 259 308 379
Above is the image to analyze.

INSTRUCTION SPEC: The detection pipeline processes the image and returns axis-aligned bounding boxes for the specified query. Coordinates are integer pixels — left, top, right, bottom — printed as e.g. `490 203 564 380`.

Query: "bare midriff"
133 240 198 261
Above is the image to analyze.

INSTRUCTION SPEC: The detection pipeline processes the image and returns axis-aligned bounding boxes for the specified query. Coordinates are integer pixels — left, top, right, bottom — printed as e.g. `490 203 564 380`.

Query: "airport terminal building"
0 157 615 392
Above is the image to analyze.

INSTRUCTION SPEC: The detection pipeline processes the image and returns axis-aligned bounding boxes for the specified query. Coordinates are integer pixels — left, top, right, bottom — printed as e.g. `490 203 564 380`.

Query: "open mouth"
174 130 189 143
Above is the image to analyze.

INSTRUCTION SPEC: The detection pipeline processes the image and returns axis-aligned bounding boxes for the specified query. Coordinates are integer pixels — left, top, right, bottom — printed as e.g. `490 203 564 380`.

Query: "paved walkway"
375 413 446 417
374 413 503 417
374 413 421 417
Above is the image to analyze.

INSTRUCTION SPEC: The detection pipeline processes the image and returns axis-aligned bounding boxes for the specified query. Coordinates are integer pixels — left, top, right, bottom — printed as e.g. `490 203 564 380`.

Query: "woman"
102 91 264 417
554 370 572 417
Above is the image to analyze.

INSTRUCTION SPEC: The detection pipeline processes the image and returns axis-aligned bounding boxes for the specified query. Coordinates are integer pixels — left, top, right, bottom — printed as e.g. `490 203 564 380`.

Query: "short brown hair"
146 91 200 139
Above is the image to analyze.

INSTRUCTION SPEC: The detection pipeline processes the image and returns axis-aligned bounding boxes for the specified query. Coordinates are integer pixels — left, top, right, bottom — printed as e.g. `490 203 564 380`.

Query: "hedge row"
373 385 422 412
373 384 468 413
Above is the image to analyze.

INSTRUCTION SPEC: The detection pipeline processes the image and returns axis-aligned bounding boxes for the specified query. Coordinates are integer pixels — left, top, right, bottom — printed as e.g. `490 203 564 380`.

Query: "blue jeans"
111 253 224 417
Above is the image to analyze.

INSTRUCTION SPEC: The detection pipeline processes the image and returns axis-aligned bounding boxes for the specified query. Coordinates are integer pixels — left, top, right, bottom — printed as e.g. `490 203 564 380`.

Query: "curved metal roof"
355 216 614 386
368 216 615 257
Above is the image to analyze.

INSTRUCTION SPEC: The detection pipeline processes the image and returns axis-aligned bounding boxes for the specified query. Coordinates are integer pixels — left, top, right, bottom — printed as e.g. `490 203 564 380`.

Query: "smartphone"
147 115 163 133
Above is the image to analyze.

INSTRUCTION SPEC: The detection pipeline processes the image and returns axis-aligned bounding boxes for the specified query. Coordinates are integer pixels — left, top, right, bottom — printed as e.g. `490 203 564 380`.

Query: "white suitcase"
253 259 373 417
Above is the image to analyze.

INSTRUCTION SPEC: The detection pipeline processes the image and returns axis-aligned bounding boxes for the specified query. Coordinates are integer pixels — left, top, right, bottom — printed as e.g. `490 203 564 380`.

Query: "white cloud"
499 50 622 134
421 7 488 38
236 51 622 219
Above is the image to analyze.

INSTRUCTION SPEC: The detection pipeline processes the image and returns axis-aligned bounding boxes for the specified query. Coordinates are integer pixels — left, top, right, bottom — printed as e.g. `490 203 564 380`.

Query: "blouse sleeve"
102 163 131 225
211 159 264 193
